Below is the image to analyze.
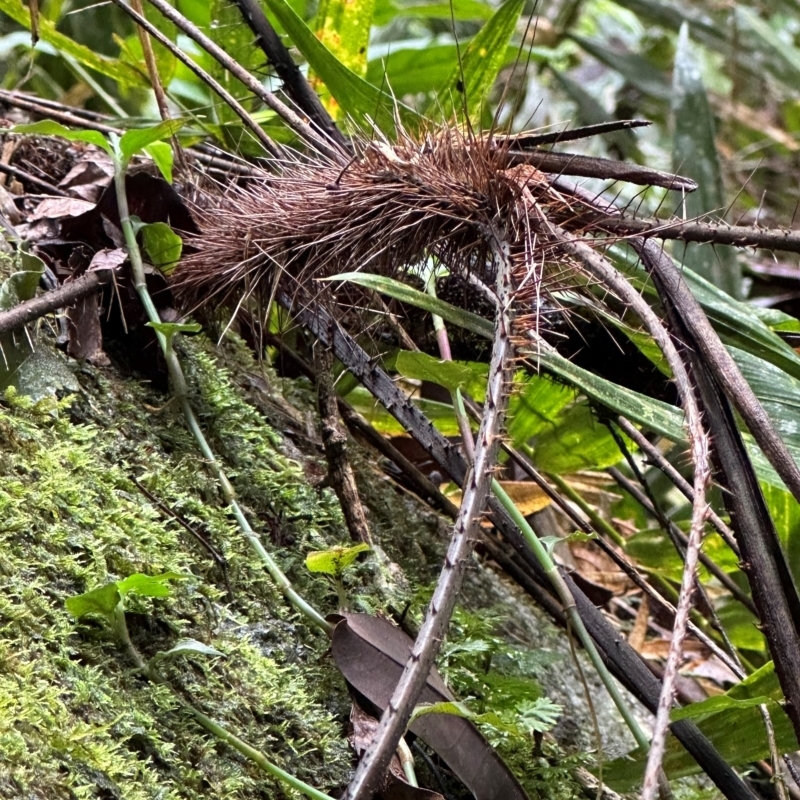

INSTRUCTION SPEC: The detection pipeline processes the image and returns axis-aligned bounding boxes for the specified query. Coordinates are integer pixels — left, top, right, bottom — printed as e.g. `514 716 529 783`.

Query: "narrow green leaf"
314 0 374 77
259 0 414 132
0 251 45 310
10 120 111 154
672 23 740 297
435 0 525 122
305 543 370 575
66 582 121 621
0 0 146 87
670 694 771 723
324 272 493 338
507 374 575 446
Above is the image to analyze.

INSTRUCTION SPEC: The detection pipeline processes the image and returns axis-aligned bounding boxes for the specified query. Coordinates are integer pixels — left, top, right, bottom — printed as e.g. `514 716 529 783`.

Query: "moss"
0 338 353 799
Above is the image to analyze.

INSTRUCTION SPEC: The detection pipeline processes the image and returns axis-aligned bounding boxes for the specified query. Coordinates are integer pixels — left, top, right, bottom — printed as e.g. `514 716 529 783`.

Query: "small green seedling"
305 542 369 610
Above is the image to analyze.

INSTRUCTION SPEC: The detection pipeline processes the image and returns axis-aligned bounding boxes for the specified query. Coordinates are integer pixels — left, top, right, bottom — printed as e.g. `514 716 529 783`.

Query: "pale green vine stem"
490 479 650 752
111 139 331 636
112 603 335 800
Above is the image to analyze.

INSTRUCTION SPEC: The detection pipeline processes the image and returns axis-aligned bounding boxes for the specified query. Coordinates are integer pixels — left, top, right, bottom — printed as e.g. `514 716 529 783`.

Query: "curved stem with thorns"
342 238 514 800
543 226 711 800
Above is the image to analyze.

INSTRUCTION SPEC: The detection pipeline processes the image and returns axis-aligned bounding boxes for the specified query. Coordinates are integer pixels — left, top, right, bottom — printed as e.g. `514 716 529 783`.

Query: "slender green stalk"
491 479 650 752
112 146 331 636
113 603 334 800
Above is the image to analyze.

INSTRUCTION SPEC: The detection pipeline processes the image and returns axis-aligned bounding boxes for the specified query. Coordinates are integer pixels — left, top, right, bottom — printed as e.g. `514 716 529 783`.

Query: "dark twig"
314 340 373 545
639 238 800 748
0 162 68 195
498 119 650 149
510 149 697 191
615 415 738 555
0 270 108 335
571 210 800 256
141 0 343 159
342 238 515 800
109 0 280 157
232 0 348 150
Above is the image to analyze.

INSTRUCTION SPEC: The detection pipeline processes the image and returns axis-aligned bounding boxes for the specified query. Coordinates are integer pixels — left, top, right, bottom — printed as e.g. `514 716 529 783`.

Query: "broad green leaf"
345 385 465 436
0 0 145 87
369 43 526 98
259 0 413 132
506 374 575 446
156 639 225 660
305 543 370 575
141 222 183 273
672 24 740 297
325 272 494 338
66 582 121 621
10 120 111 154
116 571 190 598
435 0 525 123
119 120 185 164
528 404 626 474
394 351 488 401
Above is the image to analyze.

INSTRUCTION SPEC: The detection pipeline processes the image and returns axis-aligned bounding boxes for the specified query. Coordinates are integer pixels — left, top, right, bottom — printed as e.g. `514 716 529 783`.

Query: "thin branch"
141 0 343 159
342 239 514 800
544 226 711 800
231 0 347 150
615 416 738 555
108 0 280 157
314 341 373 545
0 270 107 335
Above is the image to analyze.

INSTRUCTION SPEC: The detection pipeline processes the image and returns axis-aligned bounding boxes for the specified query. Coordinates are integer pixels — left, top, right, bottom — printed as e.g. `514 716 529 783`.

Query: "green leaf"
118 120 184 164
394 351 488 401
0 0 146 88
144 142 174 184
325 272 494 339
506 375 575 445
66 582 121 621
528 403 626 474
141 222 183 273
516 697 563 734
435 0 525 123
146 321 202 347
670 694 771 723
305 543 370 575
155 638 225 660
761 482 800 588
313 0 374 77
373 0 495 25
0 251 45 310
259 0 413 132
672 24 740 297
9 120 111 154
116 571 190 598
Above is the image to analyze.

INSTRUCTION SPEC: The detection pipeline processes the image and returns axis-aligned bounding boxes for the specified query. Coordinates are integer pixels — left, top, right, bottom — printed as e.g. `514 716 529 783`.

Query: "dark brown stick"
0 270 106 335
314 341 373 545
